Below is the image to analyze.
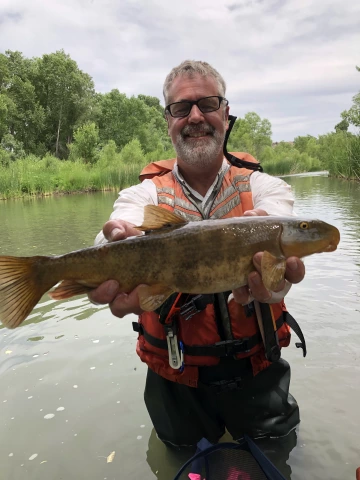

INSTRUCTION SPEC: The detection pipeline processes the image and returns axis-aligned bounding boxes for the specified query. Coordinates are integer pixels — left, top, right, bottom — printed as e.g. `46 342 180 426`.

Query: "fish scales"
0 205 340 328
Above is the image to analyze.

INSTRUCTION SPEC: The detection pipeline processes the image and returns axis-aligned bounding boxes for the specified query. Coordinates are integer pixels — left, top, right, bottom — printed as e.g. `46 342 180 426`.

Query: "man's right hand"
88 220 145 318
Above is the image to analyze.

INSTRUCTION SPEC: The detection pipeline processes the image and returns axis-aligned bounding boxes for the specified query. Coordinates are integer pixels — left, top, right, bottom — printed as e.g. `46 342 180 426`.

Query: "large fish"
0 205 340 329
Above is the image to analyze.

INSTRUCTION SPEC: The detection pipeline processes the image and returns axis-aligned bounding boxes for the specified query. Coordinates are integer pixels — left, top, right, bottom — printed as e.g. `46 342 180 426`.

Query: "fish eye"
299 221 309 230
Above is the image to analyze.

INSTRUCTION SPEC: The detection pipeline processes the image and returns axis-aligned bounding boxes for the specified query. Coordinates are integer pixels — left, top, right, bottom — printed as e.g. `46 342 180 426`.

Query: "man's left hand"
232 209 306 304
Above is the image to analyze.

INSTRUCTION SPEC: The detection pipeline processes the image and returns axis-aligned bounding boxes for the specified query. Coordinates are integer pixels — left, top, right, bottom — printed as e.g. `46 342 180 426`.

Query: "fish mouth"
326 227 340 252
324 243 338 252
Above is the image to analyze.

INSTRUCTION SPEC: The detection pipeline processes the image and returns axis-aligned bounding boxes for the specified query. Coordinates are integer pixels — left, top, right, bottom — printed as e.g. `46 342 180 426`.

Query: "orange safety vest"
134 153 292 388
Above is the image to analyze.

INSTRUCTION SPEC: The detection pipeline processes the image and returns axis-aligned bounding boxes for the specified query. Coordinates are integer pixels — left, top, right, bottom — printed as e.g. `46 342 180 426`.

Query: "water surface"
0 178 359 480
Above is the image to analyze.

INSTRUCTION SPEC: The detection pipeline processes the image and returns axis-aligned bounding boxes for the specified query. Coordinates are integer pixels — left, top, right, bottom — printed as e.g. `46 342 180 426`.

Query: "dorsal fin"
134 205 187 232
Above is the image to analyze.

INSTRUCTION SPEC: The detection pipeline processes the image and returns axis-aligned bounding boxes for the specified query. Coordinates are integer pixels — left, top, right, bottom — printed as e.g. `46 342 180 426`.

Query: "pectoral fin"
138 284 175 311
135 205 187 233
261 251 286 291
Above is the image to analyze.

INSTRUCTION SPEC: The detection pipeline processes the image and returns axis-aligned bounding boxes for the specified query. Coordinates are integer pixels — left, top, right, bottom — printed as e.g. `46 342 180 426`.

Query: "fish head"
279 219 340 258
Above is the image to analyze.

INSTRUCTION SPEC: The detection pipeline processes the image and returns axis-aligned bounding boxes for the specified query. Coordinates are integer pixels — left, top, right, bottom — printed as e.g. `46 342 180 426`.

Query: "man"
89 60 305 448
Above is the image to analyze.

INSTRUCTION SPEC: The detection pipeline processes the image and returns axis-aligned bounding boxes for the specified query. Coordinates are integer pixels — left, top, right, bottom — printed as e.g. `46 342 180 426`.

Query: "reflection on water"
0 179 360 480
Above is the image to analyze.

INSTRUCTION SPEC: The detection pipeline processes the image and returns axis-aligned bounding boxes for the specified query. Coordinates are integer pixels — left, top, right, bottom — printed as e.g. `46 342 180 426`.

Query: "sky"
0 0 359 141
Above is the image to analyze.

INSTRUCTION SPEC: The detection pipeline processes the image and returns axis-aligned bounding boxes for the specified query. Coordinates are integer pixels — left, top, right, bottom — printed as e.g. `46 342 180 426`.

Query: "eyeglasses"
165 96 228 118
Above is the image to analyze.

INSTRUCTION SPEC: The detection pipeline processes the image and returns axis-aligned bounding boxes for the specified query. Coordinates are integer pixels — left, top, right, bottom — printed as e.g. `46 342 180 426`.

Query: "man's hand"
232 209 306 304
102 219 142 242
88 219 145 317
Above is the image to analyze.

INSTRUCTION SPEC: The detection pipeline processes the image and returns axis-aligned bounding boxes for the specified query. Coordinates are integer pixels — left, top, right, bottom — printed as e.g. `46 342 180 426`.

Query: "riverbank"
0 151 359 201
0 156 143 200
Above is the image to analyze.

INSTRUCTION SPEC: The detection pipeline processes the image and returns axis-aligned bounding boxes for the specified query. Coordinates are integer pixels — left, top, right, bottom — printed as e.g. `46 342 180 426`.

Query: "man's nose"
187 104 204 123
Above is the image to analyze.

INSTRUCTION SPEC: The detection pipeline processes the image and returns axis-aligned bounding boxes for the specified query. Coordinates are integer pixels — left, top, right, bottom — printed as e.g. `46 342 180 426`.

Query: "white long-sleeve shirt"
95 160 295 245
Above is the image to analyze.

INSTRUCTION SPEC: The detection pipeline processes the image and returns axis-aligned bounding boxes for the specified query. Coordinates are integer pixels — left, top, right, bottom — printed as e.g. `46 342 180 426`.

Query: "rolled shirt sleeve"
250 171 295 216
94 180 158 245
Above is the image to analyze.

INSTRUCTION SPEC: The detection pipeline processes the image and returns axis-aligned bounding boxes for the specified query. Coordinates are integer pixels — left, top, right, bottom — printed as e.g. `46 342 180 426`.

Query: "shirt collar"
173 158 230 201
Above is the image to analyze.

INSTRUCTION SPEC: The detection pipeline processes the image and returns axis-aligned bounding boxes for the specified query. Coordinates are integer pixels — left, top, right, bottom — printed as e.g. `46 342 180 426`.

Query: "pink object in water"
188 474 203 480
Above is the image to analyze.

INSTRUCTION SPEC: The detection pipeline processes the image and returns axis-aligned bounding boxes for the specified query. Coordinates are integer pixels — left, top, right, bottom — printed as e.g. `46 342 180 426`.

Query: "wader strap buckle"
164 323 183 370
205 376 244 394
214 339 250 356
180 294 214 321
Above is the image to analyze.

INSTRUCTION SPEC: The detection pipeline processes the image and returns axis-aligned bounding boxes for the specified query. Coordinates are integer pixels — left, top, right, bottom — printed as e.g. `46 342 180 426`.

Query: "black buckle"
214 339 250 357
205 376 244 393
180 294 214 321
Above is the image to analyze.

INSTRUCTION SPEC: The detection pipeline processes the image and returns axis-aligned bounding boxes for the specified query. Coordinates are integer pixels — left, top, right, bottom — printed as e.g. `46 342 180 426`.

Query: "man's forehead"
167 74 219 102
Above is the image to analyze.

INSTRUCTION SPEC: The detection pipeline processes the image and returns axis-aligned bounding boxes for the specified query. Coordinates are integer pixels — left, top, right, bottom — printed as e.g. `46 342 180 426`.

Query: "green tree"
341 65 360 128
0 93 8 139
335 118 349 132
294 135 316 153
228 112 272 158
33 50 95 157
97 90 147 148
96 90 169 153
69 122 99 164
120 138 144 164
1 133 25 160
97 140 119 166
0 51 45 152
137 94 164 114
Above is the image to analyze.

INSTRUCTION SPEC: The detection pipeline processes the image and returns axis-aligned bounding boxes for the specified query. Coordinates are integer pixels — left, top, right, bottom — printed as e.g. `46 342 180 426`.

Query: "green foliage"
97 140 119 166
261 142 322 176
0 93 8 138
0 50 359 198
294 135 316 153
96 90 147 148
120 138 145 165
69 122 99 164
0 51 45 152
33 50 96 157
335 118 349 132
228 112 272 158
340 65 360 128
0 151 144 199
316 132 360 179
1 133 25 160
0 147 11 166
137 94 164 114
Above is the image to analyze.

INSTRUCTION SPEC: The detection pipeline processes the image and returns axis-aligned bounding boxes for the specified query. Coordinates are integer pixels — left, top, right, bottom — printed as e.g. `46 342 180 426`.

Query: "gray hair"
163 60 226 104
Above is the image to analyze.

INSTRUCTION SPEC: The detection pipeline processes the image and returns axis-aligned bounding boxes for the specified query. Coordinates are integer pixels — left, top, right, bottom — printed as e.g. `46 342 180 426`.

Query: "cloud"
0 0 359 140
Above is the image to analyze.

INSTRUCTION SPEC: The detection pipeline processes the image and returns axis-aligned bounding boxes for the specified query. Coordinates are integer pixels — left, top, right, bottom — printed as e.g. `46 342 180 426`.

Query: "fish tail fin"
0 255 57 329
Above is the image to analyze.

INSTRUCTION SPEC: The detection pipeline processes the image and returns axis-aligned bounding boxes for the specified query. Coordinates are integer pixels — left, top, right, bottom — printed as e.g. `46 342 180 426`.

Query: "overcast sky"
0 0 359 140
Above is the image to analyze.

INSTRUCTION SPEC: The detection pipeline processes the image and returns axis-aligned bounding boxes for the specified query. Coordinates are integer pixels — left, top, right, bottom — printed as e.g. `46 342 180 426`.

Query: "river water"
0 175 359 480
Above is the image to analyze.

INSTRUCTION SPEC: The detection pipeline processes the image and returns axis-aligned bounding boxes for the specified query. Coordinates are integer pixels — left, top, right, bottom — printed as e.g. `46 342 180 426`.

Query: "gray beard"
174 128 224 167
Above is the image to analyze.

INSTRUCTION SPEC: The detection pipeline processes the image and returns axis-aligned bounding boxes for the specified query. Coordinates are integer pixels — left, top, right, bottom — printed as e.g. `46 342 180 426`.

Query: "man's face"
166 74 229 168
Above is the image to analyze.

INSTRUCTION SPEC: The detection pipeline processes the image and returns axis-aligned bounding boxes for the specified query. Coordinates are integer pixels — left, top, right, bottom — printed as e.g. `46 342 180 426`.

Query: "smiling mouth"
185 132 211 139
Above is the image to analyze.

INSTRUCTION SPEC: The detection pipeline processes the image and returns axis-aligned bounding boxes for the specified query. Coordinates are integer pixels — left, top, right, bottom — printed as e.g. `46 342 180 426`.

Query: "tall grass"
0 155 151 200
1 133 359 200
317 132 360 180
259 145 323 176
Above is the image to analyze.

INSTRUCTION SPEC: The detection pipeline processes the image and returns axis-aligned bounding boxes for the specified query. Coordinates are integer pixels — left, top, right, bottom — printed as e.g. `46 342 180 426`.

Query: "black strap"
223 115 263 172
134 307 307 359
132 315 285 358
258 302 281 363
284 311 307 357
155 292 182 324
